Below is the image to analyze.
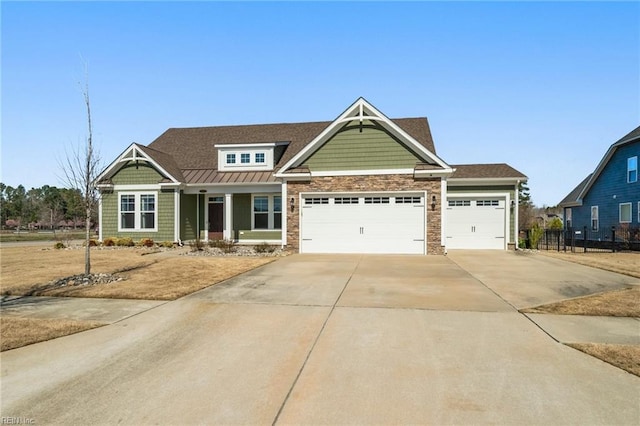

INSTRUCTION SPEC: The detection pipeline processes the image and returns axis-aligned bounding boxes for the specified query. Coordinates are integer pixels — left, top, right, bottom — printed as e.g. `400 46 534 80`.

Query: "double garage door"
300 193 426 254
446 198 506 250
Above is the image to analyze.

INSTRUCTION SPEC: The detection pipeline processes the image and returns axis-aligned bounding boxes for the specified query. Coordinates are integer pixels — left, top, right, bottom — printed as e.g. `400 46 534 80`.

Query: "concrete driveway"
1 252 638 425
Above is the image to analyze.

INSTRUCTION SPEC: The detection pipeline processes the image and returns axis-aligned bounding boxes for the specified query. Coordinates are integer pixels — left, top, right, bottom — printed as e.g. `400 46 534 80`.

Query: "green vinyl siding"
233 194 251 232
304 124 422 171
237 230 280 241
180 194 205 240
111 162 164 184
101 189 175 242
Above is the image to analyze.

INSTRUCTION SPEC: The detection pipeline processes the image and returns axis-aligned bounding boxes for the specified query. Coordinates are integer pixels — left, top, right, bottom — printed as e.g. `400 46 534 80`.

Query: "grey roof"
558 124 640 206
449 163 527 179
147 118 436 173
559 173 592 207
136 144 185 182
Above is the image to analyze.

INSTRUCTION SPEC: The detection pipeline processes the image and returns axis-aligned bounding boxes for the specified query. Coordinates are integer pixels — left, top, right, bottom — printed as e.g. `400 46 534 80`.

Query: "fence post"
611 226 616 253
584 226 588 253
557 230 561 252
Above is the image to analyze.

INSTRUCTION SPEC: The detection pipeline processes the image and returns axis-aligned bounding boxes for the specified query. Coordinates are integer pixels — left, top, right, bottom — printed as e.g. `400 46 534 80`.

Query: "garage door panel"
446 199 506 250
301 194 425 254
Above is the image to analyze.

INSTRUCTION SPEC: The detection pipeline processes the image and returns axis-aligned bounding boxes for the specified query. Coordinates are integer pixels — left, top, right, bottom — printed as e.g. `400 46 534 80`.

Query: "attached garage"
300 192 426 254
446 197 507 249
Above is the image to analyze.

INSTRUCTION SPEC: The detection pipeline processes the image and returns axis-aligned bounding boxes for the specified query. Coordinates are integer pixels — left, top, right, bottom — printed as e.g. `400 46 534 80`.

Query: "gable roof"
559 125 640 207
449 163 527 180
147 116 437 173
275 97 451 176
96 143 183 185
559 173 592 207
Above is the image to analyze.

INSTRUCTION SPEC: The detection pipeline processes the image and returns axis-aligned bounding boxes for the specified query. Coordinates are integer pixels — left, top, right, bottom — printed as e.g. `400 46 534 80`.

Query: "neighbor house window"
252 195 281 230
628 156 638 183
620 203 632 223
638 202 640 223
119 193 157 231
565 208 572 229
241 153 251 164
591 206 599 231
255 153 265 163
226 153 236 164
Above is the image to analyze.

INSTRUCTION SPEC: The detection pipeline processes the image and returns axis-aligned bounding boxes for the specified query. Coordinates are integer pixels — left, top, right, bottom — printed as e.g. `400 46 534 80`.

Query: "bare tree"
60 68 101 275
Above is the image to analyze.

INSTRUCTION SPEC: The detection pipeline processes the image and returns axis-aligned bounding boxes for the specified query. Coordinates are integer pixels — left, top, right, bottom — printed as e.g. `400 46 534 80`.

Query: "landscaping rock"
48 273 123 288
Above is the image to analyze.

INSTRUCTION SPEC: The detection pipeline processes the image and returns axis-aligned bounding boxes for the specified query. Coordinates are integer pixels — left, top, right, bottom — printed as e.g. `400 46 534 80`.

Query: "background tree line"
0 183 94 231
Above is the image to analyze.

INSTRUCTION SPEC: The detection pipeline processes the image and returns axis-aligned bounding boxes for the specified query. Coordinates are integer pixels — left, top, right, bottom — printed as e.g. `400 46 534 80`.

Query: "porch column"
224 193 233 240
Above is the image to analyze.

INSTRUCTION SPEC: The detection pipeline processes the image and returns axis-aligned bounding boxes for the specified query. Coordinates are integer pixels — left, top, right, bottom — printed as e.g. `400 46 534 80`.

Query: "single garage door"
446 198 506 249
300 193 426 254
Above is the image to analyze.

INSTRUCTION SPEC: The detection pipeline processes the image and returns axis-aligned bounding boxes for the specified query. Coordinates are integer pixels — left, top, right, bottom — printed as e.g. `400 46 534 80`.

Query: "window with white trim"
119 192 157 231
255 153 265 163
591 206 599 231
620 203 632 223
252 195 281 230
638 202 640 223
628 156 638 183
240 153 251 164
565 208 572 229
226 153 236 164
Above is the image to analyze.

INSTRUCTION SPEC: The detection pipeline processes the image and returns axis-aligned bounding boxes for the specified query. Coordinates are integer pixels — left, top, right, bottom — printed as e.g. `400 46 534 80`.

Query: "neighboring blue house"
560 126 640 239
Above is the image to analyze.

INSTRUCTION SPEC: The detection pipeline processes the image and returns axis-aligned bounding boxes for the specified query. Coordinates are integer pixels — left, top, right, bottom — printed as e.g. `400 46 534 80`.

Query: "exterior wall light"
290 197 295 212
510 199 516 209
431 195 437 210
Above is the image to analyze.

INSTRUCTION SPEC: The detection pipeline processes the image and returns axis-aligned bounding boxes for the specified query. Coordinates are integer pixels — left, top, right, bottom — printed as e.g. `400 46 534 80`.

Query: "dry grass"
1 316 104 351
1 246 276 300
41 256 276 300
1 246 160 294
568 343 640 377
538 251 640 279
522 287 640 317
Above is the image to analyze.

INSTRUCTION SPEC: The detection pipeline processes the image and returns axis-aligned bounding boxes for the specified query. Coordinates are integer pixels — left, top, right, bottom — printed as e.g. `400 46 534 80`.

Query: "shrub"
116 237 134 247
54 242 66 249
103 237 116 247
139 238 155 248
547 217 563 230
255 242 276 254
189 238 205 252
160 241 174 248
528 225 544 250
209 239 237 253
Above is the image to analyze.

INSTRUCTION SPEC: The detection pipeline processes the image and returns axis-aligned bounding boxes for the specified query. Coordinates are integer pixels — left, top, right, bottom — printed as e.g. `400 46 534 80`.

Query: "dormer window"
216 142 288 172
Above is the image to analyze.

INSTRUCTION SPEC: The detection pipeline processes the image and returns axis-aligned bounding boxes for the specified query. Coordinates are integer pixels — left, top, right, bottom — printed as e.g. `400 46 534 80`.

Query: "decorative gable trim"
96 143 181 186
274 97 453 178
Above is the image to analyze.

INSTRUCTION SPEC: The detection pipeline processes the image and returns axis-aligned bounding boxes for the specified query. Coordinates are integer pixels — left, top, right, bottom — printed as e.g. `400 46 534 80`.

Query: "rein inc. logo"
1 418 35 425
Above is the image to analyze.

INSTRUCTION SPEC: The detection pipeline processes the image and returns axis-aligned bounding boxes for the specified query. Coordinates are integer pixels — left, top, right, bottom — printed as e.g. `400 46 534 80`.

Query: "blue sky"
2 1 638 206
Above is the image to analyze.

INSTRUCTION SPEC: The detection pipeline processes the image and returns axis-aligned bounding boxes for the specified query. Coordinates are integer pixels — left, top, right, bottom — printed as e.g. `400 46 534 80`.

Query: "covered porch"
180 183 284 245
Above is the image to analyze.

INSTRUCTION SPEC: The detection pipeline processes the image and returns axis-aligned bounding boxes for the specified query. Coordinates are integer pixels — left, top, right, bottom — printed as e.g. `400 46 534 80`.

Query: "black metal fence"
526 226 640 252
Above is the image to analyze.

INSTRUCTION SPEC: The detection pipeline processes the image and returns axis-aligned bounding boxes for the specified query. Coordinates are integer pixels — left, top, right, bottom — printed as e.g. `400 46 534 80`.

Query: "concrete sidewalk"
0 296 165 323
526 313 640 344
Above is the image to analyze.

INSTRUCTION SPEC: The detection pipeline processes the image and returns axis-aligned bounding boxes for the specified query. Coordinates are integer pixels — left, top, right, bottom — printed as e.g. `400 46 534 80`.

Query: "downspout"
515 180 520 249
196 193 200 241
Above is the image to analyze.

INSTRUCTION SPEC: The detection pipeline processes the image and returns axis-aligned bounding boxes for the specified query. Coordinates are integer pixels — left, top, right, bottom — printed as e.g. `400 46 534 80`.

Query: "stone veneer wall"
286 175 443 255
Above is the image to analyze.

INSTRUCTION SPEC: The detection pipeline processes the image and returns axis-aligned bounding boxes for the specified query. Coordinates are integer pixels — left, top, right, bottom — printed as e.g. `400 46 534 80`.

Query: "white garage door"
446 198 506 249
300 193 425 254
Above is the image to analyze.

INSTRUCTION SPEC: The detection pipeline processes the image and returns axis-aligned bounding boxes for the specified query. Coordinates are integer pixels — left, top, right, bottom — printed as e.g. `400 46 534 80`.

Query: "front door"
208 202 224 240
